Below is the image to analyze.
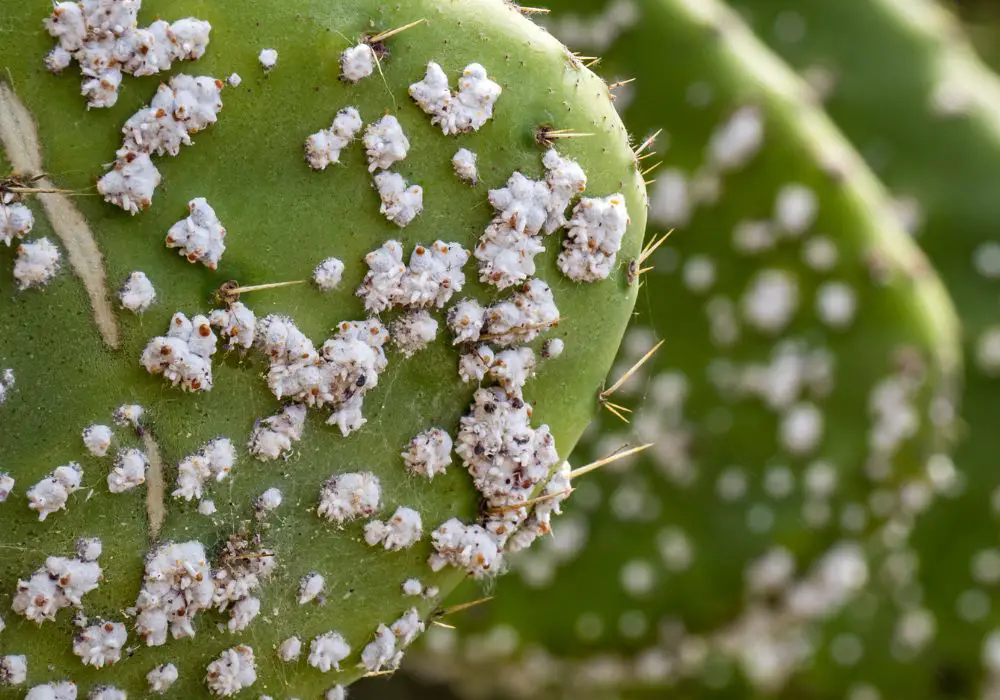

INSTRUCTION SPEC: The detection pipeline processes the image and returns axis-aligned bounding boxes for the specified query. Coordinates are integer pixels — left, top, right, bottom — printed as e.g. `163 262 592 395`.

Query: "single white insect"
108 448 148 493
88 687 127 700
374 171 424 227
73 620 128 668
119 271 156 313
205 645 257 696
82 424 113 457
278 636 302 662
447 298 485 344
26 463 83 521
364 507 423 551
14 238 62 290
226 596 260 632
392 310 439 358
361 624 401 672
0 473 14 503
0 654 28 686
542 338 565 359
308 632 351 672
226 73 242 87
364 115 410 172
317 472 381 524
113 404 144 428
401 428 453 480
0 368 13 405
24 681 77 700
257 487 282 512
258 49 278 70
313 257 345 291
198 499 217 516
166 198 227 269
76 537 102 562
452 148 478 184
390 607 425 646
147 663 179 693
340 42 375 83
299 573 325 604
402 578 423 596
0 200 34 246
248 404 307 461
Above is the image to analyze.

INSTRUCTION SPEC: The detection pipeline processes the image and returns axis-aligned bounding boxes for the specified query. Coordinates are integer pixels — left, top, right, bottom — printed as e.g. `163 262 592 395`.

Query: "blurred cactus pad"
385 0 970 698
0 0 647 697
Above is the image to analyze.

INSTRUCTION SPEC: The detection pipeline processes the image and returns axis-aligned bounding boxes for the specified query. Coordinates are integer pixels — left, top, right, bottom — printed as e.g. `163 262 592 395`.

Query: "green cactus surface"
726 0 1000 695
383 0 966 698
0 0 646 697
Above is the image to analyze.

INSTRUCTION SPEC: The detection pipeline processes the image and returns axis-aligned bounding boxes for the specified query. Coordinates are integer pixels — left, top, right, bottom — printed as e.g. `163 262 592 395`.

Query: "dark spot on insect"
474 444 485 456
483 402 496 414
356 374 367 387
511 398 524 410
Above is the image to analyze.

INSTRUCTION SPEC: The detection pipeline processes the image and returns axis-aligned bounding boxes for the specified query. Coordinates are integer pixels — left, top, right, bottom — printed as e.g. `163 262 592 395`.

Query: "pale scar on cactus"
375 0 964 698
0 0 647 697
731 0 1000 696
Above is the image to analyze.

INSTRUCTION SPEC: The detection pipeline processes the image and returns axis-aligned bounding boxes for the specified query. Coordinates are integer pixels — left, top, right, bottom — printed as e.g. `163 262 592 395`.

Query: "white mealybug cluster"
134 541 214 646
361 624 401 672
1 199 34 246
391 607 425 647
0 654 28 686
205 645 257 696
171 438 237 501
0 473 14 503
474 279 562 347
82 424 113 457
557 193 631 282
248 404 307 461
14 238 62 291
26 463 83 521
429 517 503 579
147 663 178 693
165 198 227 269
317 471 381 524
456 386 558 513
24 681 77 700
364 507 424 551
308 632 351 672
305 107 364 170
141 312 217 392
258 49 278 70
392 310 439 358
0 368 13 405
298 572 325 605
255 316 388 435
12 552 101 622
401 427 453 480
357 240 470 312
340 42 375 82
313 257 346 291
209 302 257 351
88 687 126 700
452 148 478 184
108 447 148 493
96 153 162 215
100 75 224 213
72 621 127 668
488 347 536 393
475 150 587 289
119 271 156 313
364 116 410 172
373 171 424 227
507 462 572 552
43 2 212 109
459 346 493 384
409 62 502 135
278 636 302 662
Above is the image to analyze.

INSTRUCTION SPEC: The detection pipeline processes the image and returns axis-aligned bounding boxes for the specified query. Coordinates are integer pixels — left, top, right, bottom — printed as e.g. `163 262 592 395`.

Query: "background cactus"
0 0 646 697
725 0 1000 694
360 0 968 698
